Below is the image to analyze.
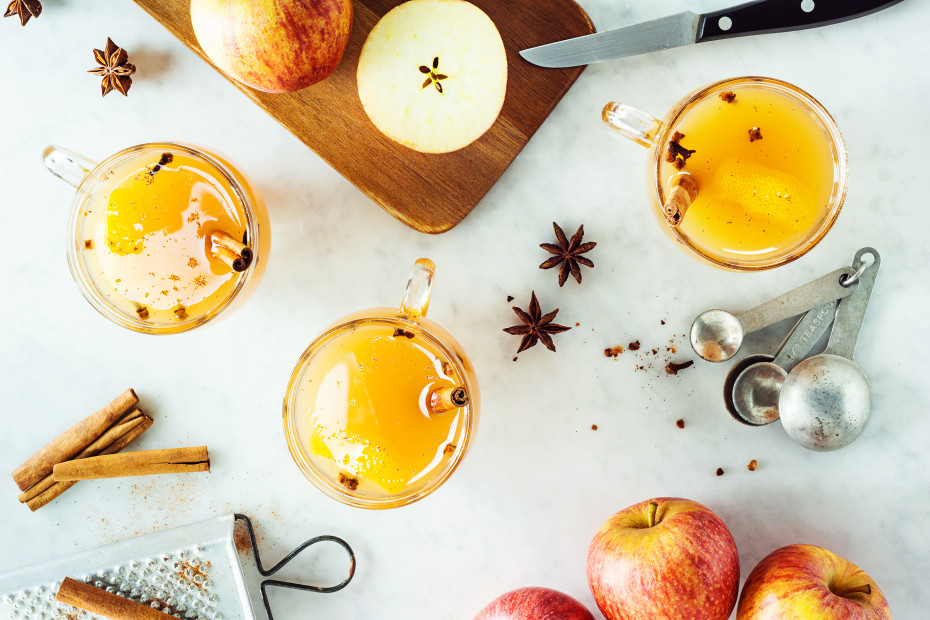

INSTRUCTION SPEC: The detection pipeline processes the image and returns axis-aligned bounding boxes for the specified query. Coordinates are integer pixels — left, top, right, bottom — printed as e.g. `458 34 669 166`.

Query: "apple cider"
659 85 838 263
292 321 468 498
75 148 256 329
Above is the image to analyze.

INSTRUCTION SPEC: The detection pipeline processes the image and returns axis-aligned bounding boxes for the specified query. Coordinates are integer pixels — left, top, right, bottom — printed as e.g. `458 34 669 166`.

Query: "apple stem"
647 501 658 528
834 583 872 598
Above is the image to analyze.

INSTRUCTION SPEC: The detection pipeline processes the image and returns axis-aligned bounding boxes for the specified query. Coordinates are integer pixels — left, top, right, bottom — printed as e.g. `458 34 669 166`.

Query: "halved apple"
357 0 508 154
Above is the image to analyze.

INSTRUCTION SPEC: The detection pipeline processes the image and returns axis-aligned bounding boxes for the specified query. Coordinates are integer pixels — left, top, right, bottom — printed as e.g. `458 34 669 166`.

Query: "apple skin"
587 497 739 620
737 544 890 619
190 0 352 93
473 587 595 620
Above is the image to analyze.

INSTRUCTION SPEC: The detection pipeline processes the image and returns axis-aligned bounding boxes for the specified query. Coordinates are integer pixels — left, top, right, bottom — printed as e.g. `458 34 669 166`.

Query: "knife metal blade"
519 12 701 69
520 0 906 69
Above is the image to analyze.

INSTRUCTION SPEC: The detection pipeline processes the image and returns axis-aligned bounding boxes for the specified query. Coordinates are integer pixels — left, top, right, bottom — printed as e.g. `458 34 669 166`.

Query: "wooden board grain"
130 0 595 233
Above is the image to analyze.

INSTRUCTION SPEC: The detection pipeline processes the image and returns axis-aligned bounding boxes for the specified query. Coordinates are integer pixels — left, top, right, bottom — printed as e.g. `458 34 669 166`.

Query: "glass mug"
283 259 480 509
603 76 847 271
43 142 270 333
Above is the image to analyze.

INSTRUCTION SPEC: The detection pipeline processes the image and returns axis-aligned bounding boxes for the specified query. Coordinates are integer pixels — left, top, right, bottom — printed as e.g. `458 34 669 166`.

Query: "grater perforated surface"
0 515 255 620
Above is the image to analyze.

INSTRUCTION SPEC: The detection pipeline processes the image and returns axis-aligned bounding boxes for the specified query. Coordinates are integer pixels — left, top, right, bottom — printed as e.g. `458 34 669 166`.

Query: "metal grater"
0 514 354 620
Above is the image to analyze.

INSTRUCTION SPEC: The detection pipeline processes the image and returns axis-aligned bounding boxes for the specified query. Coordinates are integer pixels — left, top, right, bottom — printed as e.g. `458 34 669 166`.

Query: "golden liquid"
661 86 837 261
78 151 247 325
294 322 466 497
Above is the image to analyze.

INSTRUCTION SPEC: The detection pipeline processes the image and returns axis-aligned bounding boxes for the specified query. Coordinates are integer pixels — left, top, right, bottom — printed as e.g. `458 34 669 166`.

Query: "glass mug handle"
399 258 435 319
42 145 98 188
602 102 664 149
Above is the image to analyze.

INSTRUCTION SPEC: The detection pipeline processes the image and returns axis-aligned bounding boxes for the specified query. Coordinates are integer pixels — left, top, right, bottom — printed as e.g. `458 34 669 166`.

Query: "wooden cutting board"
131 0 595 233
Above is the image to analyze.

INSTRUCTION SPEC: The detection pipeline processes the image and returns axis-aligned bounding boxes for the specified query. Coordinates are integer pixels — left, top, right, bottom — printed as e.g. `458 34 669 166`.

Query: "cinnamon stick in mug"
11 388 138 491
662 173 699 227
52 446 209 481
428 386 469 414
21 410 153 512
56 577 176 619
210 230 252 261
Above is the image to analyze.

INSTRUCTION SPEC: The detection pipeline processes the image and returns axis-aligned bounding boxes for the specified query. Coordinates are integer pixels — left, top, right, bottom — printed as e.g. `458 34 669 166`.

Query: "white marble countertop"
2 0 929 618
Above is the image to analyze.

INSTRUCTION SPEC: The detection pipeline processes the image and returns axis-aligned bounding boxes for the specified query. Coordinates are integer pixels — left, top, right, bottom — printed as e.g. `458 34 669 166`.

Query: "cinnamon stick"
12 388 138 491
53 446 209 481
212 243 249 272
428 386 469 414
662 173 699 227
211 230 252 265
22 411 152 511
56 577 175 619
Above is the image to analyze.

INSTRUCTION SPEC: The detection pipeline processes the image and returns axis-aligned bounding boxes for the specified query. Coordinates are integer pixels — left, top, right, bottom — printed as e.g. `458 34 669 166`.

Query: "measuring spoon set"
690 248 881 451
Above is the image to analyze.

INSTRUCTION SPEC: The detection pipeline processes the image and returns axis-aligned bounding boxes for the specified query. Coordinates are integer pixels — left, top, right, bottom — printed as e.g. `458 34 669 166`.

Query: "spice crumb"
135 306 149 321
628 340 641 351
188 257 200 268
749 127 763 142
393 328 416 339
338 473 359 491
591 424 598 431
443 443 456 455
660 319 666 325
83 240 93 249
174 306 188 320
747 459 758 471
666 360 694 375
506 295 514 302
512 356 518 362
676 419 685 429
604 346 623 358
720 91 737 103
716 468 725 476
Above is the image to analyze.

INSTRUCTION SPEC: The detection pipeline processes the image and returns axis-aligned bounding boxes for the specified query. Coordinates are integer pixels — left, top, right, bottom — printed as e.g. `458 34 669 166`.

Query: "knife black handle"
697 0 905 42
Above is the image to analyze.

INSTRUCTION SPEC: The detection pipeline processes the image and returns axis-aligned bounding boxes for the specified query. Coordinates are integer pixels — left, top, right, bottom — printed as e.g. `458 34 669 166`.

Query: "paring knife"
520 0 905 68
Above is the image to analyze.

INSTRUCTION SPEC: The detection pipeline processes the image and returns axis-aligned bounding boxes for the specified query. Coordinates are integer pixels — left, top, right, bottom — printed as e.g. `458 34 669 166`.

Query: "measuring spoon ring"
732 300 837 425
779 248 880 451
691 266 857 363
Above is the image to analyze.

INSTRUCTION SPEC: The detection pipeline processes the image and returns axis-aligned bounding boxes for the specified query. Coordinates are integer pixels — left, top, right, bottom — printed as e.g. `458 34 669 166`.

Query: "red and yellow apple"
737 544 890 619
587 497 740 620
473 587 594 620
190 0 353 93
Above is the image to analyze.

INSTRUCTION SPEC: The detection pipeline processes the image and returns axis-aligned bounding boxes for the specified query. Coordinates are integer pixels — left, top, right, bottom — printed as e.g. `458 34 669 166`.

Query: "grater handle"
234 515 356 620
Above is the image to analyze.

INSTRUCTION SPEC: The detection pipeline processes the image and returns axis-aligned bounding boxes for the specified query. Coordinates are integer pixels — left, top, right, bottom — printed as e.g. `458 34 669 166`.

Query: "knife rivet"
718 16 732 31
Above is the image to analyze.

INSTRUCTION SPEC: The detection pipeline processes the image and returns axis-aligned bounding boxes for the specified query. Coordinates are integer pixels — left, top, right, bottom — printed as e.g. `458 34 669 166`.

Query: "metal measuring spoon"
691 267 857 363
731 301 837 425
722 316 804 426
779 248 880 451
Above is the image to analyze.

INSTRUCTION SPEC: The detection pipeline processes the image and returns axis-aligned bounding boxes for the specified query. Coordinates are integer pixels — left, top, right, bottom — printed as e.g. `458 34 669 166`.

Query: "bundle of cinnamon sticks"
12 389 210 511
13 389 150 511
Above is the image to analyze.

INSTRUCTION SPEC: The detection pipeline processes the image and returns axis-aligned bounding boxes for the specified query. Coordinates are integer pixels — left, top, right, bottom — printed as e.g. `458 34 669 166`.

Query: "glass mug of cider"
43 143 269 333
603 76 847 271
283 259 479 509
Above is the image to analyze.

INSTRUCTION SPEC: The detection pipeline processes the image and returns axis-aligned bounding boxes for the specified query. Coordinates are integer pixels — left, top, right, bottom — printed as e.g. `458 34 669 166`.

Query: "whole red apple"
190 0 353 93
587 497 739 620
737 544 890 619
473 587 594 620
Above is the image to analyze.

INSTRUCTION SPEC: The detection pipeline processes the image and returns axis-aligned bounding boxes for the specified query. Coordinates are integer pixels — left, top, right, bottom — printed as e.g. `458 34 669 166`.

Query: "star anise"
539 222 597 286
88 38 136 97
3 0 40 25
503 291 571 353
